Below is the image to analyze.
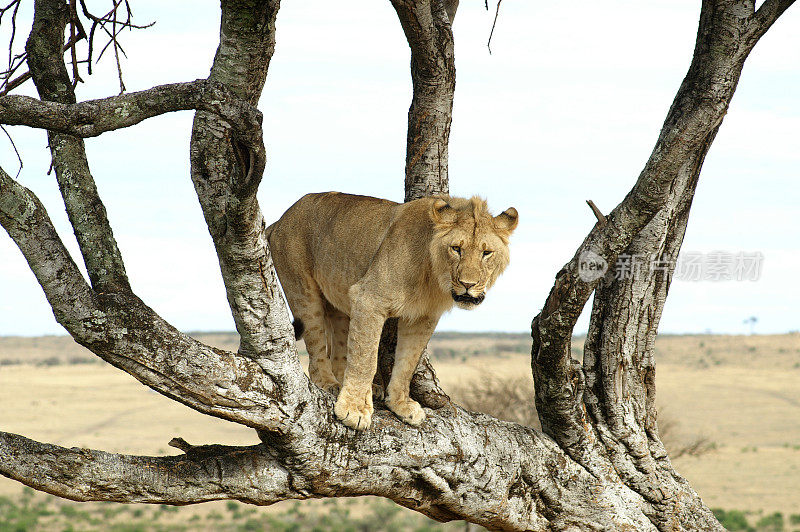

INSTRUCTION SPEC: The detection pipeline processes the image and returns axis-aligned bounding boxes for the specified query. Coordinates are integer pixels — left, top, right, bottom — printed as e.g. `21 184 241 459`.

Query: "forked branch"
531 1 794 527
532 0 796 451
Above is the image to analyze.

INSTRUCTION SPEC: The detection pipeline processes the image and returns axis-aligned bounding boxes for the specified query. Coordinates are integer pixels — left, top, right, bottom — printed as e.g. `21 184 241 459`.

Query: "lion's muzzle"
451 291 485 306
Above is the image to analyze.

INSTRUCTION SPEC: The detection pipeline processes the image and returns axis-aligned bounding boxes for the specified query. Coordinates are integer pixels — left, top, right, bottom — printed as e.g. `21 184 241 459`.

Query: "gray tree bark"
0 0 795 530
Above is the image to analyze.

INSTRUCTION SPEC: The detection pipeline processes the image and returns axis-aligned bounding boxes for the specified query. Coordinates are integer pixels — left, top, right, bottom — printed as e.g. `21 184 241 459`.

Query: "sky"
0 1 798 337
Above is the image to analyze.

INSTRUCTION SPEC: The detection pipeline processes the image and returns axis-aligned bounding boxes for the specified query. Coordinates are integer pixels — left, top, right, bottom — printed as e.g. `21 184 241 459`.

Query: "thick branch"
0 79 262 145
0 404 658 531
378 0 457 409
0 166 96 333
391 0 456 201
582 154 709 527
25 0 128 292
0 165 309 434
0 432 297 505
750 0 796 39
532 0 789 450
530 1 794 528
189 0 286 359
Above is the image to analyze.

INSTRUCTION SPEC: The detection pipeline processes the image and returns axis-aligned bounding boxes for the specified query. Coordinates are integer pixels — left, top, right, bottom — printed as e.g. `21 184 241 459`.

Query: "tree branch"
188 0 286 360
0 404 659 531
0 166 97 333
750 0 796 39
532 0 791 456
0 79 262 144
378 0 457 410
585 199 606 226
0 432 298 505
0 165 310 434
530 0 794 527
25 0 128 293
391 0 456 202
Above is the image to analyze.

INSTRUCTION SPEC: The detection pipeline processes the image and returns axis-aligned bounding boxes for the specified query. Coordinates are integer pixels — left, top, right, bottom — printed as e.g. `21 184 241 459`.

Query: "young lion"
267 192 518 430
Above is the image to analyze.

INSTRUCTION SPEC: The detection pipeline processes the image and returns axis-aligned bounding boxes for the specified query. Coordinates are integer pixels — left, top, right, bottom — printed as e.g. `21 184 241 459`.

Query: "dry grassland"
1 332 799 523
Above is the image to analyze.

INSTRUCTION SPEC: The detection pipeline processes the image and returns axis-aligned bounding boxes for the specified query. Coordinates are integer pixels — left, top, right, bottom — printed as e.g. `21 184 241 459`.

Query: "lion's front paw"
334 394 373 430
386 396 426 426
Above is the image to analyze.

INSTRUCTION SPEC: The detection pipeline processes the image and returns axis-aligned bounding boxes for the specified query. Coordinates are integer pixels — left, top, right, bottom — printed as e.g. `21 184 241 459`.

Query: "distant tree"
0 0 795 529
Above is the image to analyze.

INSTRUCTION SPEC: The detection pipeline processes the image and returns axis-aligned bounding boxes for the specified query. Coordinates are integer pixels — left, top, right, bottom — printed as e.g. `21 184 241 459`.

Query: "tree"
0 0 795 529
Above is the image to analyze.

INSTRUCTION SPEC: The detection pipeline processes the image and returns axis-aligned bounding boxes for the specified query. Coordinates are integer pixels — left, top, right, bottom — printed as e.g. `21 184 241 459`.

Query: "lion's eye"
451 245 461 255
483 250 493 257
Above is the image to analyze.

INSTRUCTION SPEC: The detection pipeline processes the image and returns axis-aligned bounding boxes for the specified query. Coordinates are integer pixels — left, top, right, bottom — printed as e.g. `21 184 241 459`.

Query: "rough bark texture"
391 0 456 202
0 0 795 530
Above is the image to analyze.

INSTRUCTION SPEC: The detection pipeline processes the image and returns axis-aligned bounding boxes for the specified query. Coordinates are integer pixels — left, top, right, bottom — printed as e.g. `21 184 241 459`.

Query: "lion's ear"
494 207 518 233
431 198 456 225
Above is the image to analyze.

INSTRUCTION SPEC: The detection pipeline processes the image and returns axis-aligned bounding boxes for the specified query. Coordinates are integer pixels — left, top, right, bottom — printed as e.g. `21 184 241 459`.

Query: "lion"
266 192 518 430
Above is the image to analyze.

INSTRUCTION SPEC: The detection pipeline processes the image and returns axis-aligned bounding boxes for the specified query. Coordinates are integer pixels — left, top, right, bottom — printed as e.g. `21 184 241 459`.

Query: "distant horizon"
1 329 796 339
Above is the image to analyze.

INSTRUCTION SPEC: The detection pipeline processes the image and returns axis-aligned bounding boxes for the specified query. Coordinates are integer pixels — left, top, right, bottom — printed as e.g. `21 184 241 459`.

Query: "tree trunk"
376 0 459 409
0 0 795 530
531 1 794 528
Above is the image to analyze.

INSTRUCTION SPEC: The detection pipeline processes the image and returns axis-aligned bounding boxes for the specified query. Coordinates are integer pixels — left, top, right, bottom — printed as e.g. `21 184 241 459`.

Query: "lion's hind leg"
324 302 349 385
294 285 340 395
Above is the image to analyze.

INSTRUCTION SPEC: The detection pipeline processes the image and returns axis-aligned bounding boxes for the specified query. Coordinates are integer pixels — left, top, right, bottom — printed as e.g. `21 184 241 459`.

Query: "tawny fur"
267 192 518 430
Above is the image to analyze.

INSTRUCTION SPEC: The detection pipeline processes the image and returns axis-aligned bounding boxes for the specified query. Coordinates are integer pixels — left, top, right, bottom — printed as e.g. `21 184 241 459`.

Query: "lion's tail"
292 319 305 340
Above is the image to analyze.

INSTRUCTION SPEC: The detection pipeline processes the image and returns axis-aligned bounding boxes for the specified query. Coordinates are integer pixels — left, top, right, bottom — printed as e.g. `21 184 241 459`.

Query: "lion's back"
267 192 401 313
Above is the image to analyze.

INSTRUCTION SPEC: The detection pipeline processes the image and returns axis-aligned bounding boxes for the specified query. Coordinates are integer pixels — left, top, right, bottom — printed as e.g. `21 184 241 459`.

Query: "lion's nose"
460 281 476 291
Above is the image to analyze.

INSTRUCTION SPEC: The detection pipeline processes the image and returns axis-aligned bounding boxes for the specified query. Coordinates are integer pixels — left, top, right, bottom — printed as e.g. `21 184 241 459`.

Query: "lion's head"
429 196 518 310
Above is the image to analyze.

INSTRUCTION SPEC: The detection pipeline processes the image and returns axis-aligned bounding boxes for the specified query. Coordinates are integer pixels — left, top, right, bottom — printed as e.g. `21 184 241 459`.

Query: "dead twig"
0 0 153 96
586 199 607 226
487 0 503 54
79 0 153 93
0 125 23 178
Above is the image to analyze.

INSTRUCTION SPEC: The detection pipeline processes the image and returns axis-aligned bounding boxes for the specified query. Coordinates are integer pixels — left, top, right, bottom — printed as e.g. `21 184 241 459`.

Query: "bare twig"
0 0 153 96
0 33 84 96
586 199 607 226
487 0 503 54
0 125 22 178
78 0 153 92
0 0 22 92
0 71 29 97
67 0 85 88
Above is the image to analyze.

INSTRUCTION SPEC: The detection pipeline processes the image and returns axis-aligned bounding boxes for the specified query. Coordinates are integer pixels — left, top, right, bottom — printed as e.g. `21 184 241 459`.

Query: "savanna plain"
1 332 798 531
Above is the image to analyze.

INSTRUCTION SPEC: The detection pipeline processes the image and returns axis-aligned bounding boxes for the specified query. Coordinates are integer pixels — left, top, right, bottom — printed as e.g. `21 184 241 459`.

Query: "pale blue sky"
1 1 798 336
